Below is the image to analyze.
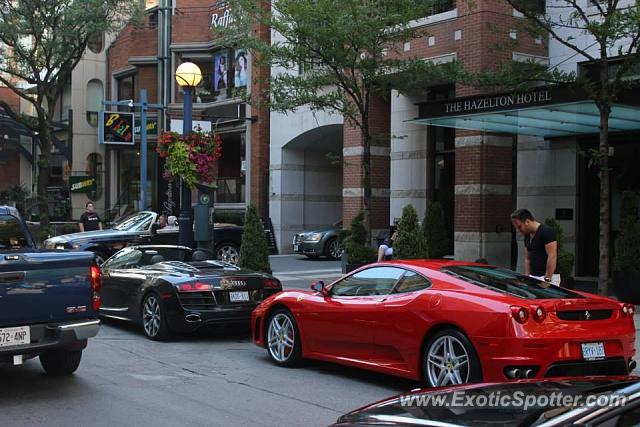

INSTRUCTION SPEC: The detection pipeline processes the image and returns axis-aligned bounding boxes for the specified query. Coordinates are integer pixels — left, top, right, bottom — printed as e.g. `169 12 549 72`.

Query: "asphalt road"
0 255 405 427
1 255 639 427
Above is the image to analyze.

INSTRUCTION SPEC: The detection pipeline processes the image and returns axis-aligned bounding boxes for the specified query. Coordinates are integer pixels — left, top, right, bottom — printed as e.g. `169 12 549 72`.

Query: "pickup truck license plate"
229 291 250 302
581 342 605 360
0 326 30 348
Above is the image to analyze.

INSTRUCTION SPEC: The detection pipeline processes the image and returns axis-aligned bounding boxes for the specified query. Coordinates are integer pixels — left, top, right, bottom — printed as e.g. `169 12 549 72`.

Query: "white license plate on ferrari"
581 342 605 360
0 326 30 348
229 291 249 302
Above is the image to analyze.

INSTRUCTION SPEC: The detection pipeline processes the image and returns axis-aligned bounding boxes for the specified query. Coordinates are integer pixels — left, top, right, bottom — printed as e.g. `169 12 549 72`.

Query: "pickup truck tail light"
90 265 101 311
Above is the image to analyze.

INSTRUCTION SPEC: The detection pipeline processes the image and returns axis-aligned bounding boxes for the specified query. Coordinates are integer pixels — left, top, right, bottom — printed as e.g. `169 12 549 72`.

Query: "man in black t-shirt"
79 202 102 232
510 208 559 285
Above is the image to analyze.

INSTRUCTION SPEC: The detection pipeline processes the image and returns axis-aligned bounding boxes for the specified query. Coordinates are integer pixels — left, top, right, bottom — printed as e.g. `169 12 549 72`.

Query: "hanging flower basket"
157 129 223 188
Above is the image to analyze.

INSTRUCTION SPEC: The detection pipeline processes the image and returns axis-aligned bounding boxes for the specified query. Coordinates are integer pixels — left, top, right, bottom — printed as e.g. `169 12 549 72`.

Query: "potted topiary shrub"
238 204 272 274
613 191 640 303
423 201 449 259
544 217 576 289
340 211 376 273
394 204 427 259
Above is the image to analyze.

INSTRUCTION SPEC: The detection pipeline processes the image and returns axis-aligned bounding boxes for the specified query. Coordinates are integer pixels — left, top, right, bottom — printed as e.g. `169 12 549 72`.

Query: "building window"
88 32 104 54
86 79 103 127
427 0 456 15
177 51 234 104
85 152 103 201
216 132 246 204
59 83 72 122
511 0 545 14
117 74 135 112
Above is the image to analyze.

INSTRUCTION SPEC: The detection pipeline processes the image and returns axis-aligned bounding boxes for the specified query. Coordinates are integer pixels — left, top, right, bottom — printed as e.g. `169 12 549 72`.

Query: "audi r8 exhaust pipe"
524 369 535 378
630 359 637 372
185 314 202 323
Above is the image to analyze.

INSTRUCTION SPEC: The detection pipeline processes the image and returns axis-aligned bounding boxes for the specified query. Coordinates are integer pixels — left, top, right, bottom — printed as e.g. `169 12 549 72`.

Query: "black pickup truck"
0 206 100 375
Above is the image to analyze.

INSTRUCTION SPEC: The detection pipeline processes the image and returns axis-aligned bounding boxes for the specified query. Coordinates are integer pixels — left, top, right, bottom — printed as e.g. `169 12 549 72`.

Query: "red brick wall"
343 94 391 231
0 88 20 113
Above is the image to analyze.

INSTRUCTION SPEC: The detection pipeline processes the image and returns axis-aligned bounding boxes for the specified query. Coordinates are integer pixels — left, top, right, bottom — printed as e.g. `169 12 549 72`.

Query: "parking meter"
193 188 215 248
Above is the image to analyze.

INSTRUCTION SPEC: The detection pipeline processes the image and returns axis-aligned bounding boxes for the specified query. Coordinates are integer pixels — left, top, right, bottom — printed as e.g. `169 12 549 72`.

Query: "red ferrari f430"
252 261 636 387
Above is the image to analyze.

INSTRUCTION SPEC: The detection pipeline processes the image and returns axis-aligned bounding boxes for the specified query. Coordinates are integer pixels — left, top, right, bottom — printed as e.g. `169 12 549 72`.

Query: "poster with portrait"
234 48 248 88
213 51 228 93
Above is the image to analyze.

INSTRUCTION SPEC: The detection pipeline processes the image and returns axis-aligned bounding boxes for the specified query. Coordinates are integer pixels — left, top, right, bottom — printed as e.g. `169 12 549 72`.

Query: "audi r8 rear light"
263 278 282 290
177 282 213 293
511 306 529 324
90 265 101 311
621 303 635 317
531 305 546 322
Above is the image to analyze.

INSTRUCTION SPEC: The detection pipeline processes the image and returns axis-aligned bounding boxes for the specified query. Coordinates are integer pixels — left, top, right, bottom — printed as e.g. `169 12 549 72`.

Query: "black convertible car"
43 211 243 265
99 245 282 340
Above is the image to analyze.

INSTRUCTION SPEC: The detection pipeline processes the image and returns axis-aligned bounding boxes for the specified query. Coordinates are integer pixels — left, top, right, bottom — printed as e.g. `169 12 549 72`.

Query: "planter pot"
613 270 640 304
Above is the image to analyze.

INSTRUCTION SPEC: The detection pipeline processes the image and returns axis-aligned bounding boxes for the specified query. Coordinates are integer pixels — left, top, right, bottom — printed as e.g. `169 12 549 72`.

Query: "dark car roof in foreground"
334 377 640 427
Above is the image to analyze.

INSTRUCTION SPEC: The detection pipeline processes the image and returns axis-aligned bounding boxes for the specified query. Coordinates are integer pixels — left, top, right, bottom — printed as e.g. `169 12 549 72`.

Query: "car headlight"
304 233 323 242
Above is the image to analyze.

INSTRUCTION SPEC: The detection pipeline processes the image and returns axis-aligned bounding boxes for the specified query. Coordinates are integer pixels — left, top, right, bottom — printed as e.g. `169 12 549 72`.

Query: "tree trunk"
597 106 611 295
361 120 372 246
36 134 51 241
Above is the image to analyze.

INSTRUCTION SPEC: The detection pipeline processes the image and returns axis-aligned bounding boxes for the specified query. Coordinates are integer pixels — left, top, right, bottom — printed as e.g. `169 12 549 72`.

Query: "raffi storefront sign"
210 8 233 28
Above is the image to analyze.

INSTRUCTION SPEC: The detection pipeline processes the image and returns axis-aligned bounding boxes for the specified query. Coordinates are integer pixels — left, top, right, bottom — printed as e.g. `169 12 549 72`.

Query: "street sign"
69 176 97 193
100 111 135 144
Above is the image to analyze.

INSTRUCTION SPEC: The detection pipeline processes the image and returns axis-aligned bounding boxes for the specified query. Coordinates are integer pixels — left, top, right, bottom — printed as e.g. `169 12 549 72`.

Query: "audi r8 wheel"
141 293 170 341
266 309 301 367
422 329 481 388
216 242 239 265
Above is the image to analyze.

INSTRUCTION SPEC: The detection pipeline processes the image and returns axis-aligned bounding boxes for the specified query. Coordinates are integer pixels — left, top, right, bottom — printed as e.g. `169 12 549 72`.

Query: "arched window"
86 80 103 127
88 32 104 54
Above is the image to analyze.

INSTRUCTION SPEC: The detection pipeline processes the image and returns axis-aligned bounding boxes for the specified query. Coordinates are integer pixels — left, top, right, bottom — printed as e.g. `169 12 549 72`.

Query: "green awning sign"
70 176 97 193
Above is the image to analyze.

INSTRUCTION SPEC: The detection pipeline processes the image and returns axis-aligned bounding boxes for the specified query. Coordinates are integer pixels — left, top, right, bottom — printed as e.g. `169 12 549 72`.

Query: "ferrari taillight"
511 306 529 324
90 265 101 311
263 278 282 290
531 305 546 322
621 303 635 317
177 282 213 293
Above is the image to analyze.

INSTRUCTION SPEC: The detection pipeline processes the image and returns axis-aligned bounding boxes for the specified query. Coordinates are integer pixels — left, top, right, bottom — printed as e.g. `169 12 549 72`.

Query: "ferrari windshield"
113 212 155 231
441 265 585 300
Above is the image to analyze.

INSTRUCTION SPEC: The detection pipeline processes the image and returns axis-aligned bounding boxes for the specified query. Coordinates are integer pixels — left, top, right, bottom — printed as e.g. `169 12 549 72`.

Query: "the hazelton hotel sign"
418 87 587 120
444 90 552 114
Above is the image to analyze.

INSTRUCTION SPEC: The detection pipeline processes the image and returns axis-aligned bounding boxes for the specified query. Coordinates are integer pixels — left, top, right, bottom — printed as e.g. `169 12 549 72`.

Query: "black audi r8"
99 245 282 340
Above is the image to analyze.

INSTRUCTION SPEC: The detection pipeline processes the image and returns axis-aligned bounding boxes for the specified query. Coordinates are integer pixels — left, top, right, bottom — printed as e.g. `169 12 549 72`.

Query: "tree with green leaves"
341 210 377 265
482 0 640 294
221 0 453 242
0 0 142 230
239 204 272 273
423 201 448 259
394 204 427 259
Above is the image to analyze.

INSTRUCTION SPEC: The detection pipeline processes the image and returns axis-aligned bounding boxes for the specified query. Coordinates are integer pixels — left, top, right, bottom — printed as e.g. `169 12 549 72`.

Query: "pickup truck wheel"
40 349 83 376
142 293 170 341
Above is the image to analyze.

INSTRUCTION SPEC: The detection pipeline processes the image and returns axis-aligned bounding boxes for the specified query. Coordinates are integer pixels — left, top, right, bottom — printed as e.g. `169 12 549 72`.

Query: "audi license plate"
0 326 30 348
229 291 249 302
581 342 605 361
293 244 299 252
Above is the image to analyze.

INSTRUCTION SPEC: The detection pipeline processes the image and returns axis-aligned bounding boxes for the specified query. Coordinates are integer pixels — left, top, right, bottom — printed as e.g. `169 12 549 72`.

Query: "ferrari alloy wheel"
216 243 239 265
142 293 169 341
423 329 481 388
266 310 301 367
326 238 343 260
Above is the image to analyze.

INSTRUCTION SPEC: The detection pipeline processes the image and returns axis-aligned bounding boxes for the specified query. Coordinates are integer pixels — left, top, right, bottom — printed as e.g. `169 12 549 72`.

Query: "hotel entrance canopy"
410 86 640 138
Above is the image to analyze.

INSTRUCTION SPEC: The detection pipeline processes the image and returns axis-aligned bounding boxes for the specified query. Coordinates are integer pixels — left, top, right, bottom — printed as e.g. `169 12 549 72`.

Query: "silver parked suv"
293 220 343 260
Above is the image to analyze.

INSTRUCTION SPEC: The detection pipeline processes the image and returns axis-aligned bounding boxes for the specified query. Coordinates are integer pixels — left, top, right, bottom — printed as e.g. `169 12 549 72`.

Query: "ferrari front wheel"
422 329 481 388
266 309 301 367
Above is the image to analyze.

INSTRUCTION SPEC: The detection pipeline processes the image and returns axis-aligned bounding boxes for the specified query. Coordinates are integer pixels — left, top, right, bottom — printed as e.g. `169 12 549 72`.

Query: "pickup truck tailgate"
0 251 97 326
